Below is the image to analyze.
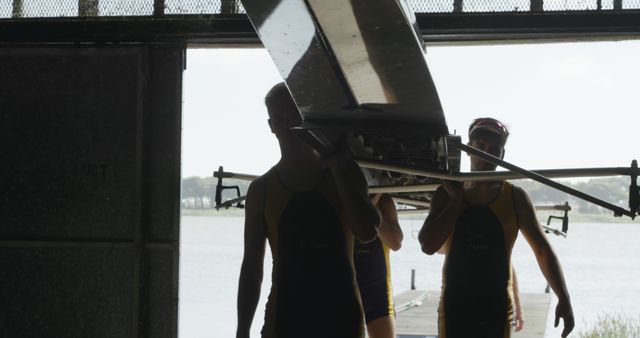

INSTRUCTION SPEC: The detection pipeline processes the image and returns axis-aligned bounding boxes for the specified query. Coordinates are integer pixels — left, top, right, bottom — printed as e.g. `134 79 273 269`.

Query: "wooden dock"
394 290 551 338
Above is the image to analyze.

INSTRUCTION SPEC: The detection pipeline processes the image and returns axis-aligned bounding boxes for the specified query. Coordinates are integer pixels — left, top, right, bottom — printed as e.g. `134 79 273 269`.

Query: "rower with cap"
419 117 575 338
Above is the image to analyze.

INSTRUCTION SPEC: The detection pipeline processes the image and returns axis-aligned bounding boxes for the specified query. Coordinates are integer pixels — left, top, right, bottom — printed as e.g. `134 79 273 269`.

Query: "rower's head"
468 117 509 171
265 82 302 137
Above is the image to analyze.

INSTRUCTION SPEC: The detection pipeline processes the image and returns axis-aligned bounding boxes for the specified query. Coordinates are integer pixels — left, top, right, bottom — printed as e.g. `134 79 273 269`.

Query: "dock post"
411 269 416 290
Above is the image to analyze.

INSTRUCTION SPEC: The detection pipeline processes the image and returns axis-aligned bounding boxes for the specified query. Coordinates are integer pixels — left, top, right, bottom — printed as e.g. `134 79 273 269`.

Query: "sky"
181 40 640 178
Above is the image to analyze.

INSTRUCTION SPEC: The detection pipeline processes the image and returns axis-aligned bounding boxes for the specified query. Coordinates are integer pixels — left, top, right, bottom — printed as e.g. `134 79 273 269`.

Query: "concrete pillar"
614 0 623 10
220 0 237 14
0 44 183 338
12 0 23 18
530 0 544 12
154 0 165 17
78 0 99 16
453 0 463 12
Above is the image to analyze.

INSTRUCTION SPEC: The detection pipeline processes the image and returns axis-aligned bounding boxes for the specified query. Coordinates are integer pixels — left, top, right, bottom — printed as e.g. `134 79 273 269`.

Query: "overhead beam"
0 15 257 45
417 11 640 44
2 11 640 44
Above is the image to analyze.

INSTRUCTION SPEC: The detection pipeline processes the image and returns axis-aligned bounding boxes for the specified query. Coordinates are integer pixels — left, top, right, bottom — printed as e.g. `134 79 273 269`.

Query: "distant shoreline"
180 208 637 224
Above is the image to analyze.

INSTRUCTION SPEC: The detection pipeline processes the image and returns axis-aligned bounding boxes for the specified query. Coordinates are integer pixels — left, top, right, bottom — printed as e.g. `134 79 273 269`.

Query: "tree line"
182 175 632 214
514 176 631 215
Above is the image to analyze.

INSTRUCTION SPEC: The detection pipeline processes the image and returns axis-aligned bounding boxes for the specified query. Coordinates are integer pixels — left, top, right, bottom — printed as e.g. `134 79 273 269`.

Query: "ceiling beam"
1 11 640 45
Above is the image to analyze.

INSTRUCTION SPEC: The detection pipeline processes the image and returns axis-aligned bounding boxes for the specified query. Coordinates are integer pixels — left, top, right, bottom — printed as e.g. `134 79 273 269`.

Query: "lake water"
178 216 640 338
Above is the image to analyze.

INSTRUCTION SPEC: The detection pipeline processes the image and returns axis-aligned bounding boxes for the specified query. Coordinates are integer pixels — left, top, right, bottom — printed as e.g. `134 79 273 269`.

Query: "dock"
394 290 551 338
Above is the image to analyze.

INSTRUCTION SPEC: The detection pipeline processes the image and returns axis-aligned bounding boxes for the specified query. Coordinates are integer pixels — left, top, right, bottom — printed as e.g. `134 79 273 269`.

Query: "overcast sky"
181 40 640 178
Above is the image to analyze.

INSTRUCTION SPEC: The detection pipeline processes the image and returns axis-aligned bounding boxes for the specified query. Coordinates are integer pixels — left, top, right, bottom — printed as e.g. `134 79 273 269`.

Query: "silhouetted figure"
355 193 403 338
236 83 380 338
419 117 574 338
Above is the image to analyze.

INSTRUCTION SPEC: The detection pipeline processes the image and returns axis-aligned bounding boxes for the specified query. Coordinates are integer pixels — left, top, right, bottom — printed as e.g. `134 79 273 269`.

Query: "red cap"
469 118 509 145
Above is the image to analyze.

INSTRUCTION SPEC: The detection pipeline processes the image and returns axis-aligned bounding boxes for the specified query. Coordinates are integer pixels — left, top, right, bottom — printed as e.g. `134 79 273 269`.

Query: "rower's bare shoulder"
245 174 269 212
511 184 535 210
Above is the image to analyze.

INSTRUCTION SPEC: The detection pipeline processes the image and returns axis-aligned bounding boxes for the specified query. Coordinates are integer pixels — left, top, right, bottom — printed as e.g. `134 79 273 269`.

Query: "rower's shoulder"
245 172 272 210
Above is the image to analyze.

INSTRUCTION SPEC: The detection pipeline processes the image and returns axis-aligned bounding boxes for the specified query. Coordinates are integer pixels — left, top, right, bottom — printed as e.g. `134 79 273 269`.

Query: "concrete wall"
0 44 183 338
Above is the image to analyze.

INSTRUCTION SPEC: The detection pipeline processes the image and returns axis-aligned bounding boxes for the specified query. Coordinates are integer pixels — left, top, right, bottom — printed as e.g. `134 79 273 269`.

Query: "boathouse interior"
1 0 639 337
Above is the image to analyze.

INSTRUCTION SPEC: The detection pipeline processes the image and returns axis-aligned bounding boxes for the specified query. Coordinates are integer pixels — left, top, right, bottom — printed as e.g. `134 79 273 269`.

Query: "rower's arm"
419 182 466 255
515 186 574 338
236 178 268 338
330 155 380 243
377 194 403 251
513 267 524 332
